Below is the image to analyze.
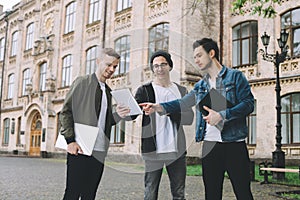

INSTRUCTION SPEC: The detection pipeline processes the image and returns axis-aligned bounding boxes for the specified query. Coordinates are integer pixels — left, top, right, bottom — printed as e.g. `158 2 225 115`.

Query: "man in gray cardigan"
60 48 129 200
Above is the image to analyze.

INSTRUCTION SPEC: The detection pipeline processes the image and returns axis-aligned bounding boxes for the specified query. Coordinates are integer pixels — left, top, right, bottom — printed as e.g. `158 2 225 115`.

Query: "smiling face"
152 56 171 80
193 45 213 72
96 54 120 82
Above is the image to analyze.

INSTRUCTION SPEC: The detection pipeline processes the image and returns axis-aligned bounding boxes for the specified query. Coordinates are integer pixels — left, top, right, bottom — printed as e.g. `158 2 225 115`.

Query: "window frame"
3 118 10 145
86 46 98 75
148 23 169 63
117 0 132 12
25 23 34 50
281 8 300 57
22 68 31 96
11 31 18 56
7 73 14 99
64 1 77 34
114 36 130 75
0 37 5 61
88 0 101 24
62 55 73 87
281 93 300 145
39 62 47 92
232 21 258 68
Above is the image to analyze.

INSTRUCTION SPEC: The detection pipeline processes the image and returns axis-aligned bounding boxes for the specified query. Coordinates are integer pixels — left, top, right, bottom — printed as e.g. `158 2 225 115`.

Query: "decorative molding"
148 0 168 19
114 8 132 32
86 22 101 39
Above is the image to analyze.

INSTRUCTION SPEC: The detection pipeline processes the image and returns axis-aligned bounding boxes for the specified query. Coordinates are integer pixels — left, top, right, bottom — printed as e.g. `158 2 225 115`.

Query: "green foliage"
231 0 280 18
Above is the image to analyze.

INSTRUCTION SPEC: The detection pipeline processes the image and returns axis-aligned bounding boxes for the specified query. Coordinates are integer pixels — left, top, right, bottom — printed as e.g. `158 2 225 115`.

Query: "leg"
80 156 104 200
63 153 85 200
226 142 253 200
202 142 225 200
144 160 164 200
166 155 186 200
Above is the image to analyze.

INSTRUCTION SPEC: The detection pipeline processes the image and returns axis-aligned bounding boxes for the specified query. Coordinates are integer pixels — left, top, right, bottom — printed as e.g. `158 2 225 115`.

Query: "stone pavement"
0 156 299 200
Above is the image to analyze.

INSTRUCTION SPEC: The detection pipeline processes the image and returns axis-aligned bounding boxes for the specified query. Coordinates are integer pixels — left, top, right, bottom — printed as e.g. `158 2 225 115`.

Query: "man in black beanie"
127 50 194 199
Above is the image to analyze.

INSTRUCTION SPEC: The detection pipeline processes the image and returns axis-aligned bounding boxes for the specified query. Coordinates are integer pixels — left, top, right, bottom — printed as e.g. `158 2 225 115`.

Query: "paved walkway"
0 156 299 200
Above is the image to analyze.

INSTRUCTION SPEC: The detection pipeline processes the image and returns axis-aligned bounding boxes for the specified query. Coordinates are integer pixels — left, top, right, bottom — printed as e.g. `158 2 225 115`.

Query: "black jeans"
63 153 104 200
144 155 186 200
202 141 253 200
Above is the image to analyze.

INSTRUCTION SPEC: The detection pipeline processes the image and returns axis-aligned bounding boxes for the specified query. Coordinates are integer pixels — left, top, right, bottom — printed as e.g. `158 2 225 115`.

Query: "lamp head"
261 32 270 47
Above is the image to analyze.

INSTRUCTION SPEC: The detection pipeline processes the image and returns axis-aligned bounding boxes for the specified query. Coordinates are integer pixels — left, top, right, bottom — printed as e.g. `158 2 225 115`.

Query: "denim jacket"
160 65 254 142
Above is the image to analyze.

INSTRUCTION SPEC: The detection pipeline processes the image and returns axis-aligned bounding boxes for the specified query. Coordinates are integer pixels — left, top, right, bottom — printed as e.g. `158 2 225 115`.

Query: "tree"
189 0 281 18
232 0 281 18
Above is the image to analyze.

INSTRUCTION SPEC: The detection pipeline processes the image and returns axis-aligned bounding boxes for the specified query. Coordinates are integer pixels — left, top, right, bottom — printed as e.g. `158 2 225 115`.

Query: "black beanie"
150 50 173 71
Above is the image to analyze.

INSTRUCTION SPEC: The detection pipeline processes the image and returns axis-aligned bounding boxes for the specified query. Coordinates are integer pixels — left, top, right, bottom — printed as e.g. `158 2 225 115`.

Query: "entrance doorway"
29 113 42 156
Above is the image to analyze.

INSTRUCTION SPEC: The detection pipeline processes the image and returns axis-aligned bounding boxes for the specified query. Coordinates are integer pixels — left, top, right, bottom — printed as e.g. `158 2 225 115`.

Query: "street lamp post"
260 30 289 180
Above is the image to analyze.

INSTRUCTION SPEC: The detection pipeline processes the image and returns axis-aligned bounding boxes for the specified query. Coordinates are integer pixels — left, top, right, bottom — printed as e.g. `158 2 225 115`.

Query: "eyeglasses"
152 62 168 69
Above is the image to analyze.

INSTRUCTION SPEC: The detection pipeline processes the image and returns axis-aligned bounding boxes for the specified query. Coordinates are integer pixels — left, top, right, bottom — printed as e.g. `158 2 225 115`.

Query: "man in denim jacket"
141 38 254 200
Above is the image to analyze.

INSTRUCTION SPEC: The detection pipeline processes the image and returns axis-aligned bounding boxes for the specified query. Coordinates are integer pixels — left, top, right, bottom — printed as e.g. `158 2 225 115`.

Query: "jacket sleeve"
169 87 194 126
59 78 79 144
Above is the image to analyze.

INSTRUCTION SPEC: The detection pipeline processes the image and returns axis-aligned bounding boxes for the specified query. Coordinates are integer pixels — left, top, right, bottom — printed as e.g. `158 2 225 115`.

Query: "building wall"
0 0 299 161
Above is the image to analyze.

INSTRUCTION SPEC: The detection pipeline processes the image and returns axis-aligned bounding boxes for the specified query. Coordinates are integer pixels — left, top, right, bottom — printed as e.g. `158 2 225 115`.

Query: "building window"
0 37 5 61
65 1 77 34
281 8 300 57
110 120 125 144
282 93 300 144
25 23 34 50
115 36 130 75
148 23 169 62
11 31 18 56
39 63 47 91
7 74 14 99
86 46 98 75
62 55 73 87
3 118 10 145
232 21 258 67
22 68 31 96
117 0 132 12
247 100 256 145
88 0 101 24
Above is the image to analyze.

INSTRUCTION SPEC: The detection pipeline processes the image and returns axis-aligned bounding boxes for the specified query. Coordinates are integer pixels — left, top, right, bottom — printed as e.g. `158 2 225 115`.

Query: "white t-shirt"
94 81 108 151
152 82 181 153
204 79 222 142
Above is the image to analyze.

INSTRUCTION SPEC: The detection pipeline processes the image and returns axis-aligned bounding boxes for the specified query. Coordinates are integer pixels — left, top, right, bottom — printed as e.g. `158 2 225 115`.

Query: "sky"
1 0 21 12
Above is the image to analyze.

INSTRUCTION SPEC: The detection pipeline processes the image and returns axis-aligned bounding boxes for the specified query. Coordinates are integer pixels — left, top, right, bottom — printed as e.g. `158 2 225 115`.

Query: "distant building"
0 0 299 162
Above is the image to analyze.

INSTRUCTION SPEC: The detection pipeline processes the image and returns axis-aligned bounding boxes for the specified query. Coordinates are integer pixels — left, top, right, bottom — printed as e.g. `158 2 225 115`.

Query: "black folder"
196 88 233 116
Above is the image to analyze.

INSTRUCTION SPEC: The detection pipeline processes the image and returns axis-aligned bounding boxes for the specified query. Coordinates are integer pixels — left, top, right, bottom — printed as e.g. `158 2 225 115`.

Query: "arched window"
7 73 14 99
11 31 18 56
281 93 300 144
86 46 98 75
65 1 77 34
114 36 130 75
232 21 258 67
22 68 31 96
25 23 34 50
148 23 169 62
0 37 5 61
3 118 10 145
281 8 300 57
62 55 73 87
88 0 101 24
39 62 47 91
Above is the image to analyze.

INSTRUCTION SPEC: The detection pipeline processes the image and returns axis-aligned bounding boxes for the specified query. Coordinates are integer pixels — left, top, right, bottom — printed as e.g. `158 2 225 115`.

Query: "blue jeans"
144 155 186 200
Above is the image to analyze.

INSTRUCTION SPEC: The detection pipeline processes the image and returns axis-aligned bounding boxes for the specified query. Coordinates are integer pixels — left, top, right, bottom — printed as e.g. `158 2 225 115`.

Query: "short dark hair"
193 38 220 61
99 47 120 59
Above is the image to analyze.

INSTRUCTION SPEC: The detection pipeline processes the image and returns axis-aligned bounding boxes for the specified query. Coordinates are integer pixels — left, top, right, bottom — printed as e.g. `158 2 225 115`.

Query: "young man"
128 50 193 200
141 39 254 200
60 48 129 200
